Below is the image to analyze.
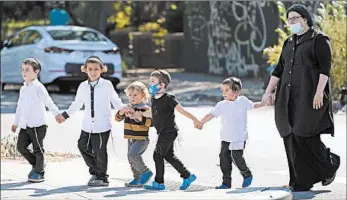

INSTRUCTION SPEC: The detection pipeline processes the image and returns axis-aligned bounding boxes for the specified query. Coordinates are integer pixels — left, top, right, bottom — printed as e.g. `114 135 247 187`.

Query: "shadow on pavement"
292 189 331 200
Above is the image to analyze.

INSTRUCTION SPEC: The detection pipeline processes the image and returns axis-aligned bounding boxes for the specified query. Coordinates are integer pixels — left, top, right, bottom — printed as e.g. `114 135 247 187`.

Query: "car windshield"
48 30 107 42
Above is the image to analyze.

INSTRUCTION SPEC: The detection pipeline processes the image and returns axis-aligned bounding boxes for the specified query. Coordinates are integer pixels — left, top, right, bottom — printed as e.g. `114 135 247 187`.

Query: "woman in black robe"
263 4 340 192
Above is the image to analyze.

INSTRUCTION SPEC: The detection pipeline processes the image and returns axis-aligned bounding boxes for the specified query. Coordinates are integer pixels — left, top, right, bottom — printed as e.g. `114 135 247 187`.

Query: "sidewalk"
1 159 292 200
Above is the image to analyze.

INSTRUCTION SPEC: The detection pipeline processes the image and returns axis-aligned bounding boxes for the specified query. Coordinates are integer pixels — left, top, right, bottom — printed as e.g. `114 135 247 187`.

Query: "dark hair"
222 77 242 92
22 58 42 74
150 70 171 88
286 4 313 27
81 56 107 72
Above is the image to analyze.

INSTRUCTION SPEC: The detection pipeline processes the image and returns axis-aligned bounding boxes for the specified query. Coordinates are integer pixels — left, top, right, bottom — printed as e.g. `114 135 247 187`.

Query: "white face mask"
289 22 303 35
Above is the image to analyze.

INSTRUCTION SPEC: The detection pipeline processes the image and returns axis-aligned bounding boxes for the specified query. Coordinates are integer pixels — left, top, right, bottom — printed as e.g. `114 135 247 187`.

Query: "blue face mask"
148 83 160 96
289 22 303 34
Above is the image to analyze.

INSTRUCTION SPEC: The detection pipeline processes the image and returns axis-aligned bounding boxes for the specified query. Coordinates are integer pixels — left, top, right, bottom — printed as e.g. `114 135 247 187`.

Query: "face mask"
148 83 160 96
289 22 303 34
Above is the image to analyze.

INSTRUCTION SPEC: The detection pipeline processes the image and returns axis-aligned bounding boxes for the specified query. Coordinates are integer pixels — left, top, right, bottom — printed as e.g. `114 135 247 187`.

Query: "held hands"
313 91 324 110
262 93 273 106
55 114 65 124
194 119 203 130
11 124 17 133
132 111 143 121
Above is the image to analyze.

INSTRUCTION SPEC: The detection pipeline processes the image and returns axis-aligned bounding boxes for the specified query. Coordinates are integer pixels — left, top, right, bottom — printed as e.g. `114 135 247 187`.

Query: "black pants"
284 133 340 190
17 125 47 175
220 141 252 187
78 130 110 180
153 131 190 183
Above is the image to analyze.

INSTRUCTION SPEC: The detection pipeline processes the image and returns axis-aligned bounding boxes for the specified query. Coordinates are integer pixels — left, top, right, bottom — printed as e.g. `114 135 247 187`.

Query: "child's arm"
109 82 126 110
133 111 153 127
12 88 23 133
175 104 199 122
253 101 265 109
37 85 60 117
61 84 85 119
114 107 131 122
200 113 215 125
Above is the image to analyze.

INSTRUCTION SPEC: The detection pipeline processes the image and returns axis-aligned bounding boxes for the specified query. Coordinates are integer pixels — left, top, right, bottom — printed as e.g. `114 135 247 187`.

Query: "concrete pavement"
2 106 346 199
1 159 292 200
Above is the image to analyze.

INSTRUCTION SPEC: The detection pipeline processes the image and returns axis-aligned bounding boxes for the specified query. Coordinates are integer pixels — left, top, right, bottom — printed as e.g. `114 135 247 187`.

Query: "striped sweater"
115 106 152 140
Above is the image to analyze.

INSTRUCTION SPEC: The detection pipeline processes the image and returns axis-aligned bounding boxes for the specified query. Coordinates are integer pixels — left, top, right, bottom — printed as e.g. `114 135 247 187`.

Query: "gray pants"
128 139 149 178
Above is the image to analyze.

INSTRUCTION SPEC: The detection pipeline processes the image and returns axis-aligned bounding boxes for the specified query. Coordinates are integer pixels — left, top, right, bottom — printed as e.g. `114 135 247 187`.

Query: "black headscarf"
286 4 313 27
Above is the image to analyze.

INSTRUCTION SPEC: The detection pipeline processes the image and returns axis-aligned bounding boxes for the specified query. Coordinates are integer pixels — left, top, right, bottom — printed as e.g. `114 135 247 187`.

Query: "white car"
1 25 122 92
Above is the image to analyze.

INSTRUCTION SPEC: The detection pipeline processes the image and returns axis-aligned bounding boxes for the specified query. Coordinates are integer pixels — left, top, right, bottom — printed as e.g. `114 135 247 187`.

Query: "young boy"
199 77 264 189
144 70 201 190
115 81 153 187
58 56 127 186
11 58 62 183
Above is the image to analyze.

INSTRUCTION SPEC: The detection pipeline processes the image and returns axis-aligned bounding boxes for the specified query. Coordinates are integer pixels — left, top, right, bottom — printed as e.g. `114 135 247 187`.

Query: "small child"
114 81 153 187
11 58 62 183
58 56 127 186
199 77 264 189
144 70 201 190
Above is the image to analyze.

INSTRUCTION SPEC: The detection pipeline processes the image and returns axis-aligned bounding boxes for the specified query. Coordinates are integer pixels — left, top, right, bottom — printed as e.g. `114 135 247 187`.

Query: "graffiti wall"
183 1 321 77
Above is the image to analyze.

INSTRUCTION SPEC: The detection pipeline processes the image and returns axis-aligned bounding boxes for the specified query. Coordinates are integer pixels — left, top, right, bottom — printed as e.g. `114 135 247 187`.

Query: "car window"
48 30 107 42
8 31 31 48
24 31 42 45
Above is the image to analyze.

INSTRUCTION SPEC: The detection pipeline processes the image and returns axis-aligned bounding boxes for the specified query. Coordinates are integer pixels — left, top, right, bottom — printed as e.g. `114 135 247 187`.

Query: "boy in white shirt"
58 56 128 186
11 58 62 183
199 77 264 189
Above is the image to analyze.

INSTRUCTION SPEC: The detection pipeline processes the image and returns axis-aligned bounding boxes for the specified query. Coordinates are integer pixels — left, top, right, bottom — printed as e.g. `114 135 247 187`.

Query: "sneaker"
179 174 197 190
215 184 231 189
28 164 46 178
125 178 141 187
242 176 253 188
87 175 97 185
88 179 109 187
322 172 336 186
139 170 153 185
144 181 165 190
28 167 35 178
28 172 44 183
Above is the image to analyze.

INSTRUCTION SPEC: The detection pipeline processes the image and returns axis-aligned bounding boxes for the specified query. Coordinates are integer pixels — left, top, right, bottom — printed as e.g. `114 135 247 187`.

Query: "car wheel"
1 83 5 91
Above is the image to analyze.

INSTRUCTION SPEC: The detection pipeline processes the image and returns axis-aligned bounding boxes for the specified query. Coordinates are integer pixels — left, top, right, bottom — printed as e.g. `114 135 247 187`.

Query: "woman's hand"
313 91 324 109
262 93 273 106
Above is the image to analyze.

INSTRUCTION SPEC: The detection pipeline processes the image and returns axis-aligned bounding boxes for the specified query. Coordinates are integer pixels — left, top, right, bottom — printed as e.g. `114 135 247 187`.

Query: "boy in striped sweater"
115 81 153 187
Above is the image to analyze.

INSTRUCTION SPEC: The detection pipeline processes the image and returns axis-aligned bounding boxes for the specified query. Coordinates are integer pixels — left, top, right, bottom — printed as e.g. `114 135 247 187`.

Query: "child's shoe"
139 170 153 185
28 172 44 183
179 174 197 190
87 175 97 185
144 181 165 190
28 167 35 178
215 184 231 189
242 175 253 188
125 178 141 187
88 179 109 187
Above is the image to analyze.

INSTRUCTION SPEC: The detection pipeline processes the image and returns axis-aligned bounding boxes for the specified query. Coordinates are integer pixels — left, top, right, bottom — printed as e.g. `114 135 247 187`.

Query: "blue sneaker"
180 174 197 190
215 184 231 189
242 176 253 188
28 172 44 183
125 178 141 187
139 170 153 185
28 167 35 178
144 181 165 190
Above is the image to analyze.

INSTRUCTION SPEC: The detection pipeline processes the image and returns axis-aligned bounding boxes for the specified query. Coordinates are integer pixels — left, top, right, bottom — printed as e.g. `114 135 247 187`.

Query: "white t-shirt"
210 96 254 144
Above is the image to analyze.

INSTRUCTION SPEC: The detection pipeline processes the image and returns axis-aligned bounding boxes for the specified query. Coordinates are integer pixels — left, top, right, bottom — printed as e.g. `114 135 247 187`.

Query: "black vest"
275 29 334 137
